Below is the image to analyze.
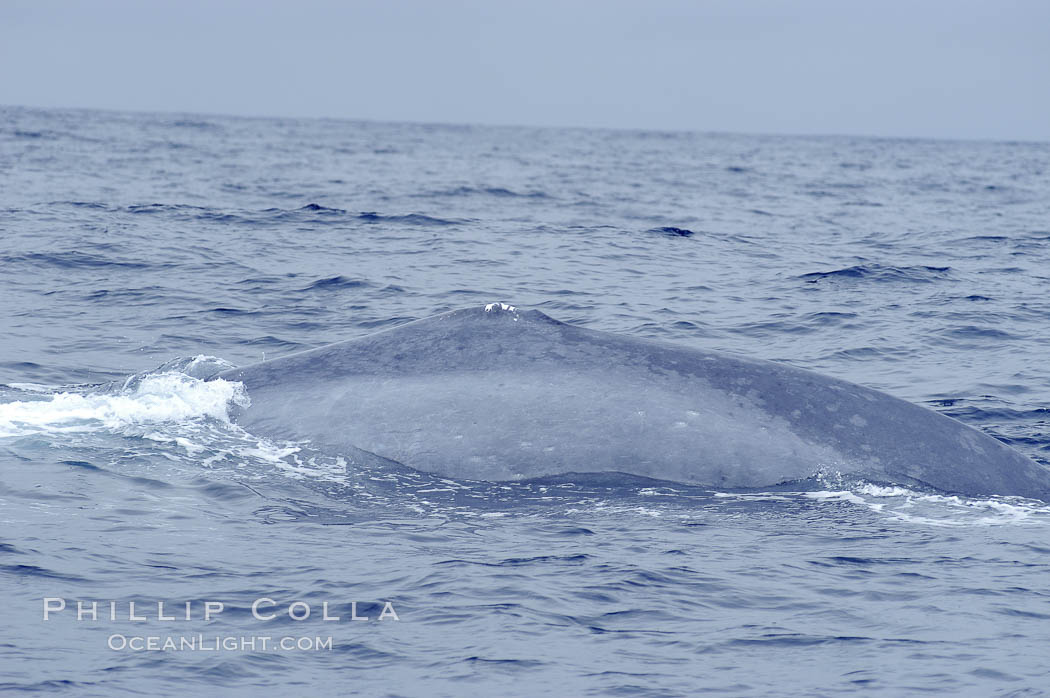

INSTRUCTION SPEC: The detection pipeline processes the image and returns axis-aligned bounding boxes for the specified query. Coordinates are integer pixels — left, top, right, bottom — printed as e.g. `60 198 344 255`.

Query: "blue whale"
214 304 1050 499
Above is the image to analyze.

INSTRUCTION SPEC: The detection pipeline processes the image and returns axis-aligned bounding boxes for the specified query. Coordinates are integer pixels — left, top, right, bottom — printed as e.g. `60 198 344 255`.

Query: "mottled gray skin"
215 305 1050 498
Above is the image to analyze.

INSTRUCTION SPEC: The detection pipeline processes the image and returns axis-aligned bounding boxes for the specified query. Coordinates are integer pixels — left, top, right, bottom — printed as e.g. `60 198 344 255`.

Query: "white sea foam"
1 367 364 488
6 383 55 393
0 373 249 438
804 490 870 506
804 483 1050 526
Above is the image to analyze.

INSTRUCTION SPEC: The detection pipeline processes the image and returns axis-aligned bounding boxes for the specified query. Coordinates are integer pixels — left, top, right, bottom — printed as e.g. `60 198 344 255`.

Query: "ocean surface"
2 105 1050 696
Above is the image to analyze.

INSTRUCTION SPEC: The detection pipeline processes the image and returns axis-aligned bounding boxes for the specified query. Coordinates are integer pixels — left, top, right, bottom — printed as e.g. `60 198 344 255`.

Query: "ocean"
2 104 1049 696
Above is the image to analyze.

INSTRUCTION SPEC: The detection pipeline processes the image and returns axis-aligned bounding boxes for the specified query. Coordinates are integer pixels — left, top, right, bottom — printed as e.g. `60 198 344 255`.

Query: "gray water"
2 105 1050 696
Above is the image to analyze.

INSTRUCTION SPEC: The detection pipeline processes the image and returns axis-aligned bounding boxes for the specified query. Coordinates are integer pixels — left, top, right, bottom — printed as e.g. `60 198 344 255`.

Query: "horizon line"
3 101 1048 147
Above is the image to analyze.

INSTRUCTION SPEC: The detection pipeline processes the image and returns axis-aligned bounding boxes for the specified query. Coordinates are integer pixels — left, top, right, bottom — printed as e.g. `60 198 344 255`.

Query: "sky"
1 0 1048 141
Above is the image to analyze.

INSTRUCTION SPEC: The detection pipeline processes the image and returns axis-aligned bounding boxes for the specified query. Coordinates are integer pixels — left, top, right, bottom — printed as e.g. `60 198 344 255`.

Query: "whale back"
215 305 1050 498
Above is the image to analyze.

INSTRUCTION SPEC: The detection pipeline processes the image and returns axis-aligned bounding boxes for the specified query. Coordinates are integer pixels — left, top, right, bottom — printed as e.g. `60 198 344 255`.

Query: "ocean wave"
38 201 468 229
430 185 551 199
648 226 695 237
799 263 952 284
1 251 161 270
297 275 374 291
356 211 461 226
